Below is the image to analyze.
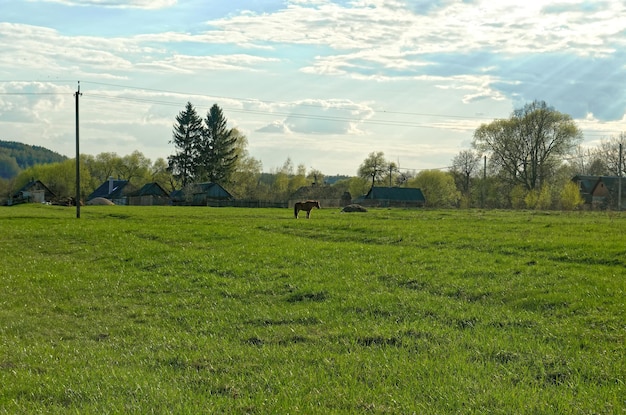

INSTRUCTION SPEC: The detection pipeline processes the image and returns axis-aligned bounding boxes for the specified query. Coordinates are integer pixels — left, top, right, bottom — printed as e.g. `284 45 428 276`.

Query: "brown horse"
294 200 321 219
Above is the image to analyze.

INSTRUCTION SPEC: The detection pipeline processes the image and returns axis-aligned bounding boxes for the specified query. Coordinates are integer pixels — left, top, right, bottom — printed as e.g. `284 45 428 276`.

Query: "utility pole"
482 155 486 208
619 143 623 211
75 81 82 218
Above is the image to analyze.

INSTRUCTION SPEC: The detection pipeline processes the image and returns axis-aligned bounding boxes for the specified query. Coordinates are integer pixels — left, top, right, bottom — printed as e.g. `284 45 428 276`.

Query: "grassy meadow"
0 204 624 414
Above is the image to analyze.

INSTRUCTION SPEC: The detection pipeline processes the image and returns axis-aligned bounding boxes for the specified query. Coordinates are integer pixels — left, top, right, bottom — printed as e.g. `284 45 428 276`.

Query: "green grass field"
0 205 624 414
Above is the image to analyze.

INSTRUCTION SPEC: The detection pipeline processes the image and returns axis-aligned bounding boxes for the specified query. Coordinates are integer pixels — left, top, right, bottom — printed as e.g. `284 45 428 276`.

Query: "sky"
0 0 625 176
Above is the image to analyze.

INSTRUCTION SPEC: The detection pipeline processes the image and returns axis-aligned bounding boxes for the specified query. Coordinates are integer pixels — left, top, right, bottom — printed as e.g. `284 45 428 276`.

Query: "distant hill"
0 140 67 179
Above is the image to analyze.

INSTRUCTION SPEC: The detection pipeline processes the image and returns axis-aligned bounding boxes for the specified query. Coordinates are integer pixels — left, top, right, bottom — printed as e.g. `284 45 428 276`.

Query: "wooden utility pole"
482 155 486 208
619 143 623 211
75 81 82 218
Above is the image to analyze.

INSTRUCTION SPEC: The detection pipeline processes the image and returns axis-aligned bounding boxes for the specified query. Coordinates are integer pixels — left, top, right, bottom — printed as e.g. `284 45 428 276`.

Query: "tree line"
354 100 623 210
0 140 67 179
1 99 624 209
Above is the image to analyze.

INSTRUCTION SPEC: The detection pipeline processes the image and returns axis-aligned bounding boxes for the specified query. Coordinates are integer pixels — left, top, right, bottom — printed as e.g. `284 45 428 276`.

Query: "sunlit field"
0 205 624 414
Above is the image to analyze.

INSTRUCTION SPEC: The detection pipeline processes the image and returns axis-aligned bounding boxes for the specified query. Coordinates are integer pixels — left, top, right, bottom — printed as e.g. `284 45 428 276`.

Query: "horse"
294 200 321 219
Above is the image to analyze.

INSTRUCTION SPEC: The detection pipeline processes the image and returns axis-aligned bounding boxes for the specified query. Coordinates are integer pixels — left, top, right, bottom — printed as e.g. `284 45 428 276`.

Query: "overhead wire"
1 79 621 139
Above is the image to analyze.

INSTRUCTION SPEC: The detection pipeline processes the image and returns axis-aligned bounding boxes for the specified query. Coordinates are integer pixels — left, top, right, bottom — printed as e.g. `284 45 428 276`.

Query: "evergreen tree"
200 104 238 184
168 102 203 187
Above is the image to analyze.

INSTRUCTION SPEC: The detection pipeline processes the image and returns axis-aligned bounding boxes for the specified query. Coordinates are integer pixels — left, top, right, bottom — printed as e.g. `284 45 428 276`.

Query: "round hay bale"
87 197 115 206
341 204 367 213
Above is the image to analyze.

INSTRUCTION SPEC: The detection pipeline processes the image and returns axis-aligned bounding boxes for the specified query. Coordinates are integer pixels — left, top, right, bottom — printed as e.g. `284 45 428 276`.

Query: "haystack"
87 197 115 206
341 204 367 212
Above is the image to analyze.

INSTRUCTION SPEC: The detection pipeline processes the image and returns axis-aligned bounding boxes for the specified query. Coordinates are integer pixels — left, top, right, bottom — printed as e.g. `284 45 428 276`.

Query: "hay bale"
87 197 115 206
341 204 367 212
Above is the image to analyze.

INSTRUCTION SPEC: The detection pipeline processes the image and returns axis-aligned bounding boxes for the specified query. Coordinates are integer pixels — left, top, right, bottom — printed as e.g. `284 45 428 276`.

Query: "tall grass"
0 205 624 413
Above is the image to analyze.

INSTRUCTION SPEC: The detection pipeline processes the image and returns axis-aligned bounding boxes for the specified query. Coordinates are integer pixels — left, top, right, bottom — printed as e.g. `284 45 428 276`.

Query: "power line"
1 79 623 137
0 92 72 95
80 80 494 121
83 90 482 130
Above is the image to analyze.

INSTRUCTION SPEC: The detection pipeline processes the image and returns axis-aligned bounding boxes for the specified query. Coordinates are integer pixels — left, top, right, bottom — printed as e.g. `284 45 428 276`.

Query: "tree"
307 169 324 186
119 150 151 186
150 158 174 191
408 170 459 208
525 184 552 210
226 128 263 199
289 163 308 194
0 153 20 179
473 100 582 191
200 104 238 184
382 161 399 188
358 151 389 189
451 149 481 206
15 157 92 201
593 132 626 176
560 181 584 210
168 102 203 187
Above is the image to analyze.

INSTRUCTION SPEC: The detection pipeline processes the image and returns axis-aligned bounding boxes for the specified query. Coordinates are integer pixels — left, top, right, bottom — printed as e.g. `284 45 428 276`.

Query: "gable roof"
572 175 626 208
591 176 626 195
130 182 169 197
12 180 56 199
171 182 233 205
572 175 600 194
193 182 233 199
364 187 426 203
87 178 129 201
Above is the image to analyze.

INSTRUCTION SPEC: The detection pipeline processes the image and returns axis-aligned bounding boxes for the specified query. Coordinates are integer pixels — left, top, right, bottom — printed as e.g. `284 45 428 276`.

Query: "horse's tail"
294 203 298 218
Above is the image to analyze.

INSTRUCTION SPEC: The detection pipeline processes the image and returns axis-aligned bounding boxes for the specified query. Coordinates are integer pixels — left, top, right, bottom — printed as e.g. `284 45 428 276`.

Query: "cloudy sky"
1 0 625 176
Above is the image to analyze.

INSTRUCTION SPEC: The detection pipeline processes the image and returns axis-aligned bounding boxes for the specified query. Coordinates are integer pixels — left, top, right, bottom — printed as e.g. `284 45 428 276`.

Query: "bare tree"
451 149 481 196
593 132 626 176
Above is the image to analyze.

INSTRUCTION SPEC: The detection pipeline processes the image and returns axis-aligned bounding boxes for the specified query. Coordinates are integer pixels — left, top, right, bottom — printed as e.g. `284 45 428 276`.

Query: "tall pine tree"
200 104 238 184
168 102 203 187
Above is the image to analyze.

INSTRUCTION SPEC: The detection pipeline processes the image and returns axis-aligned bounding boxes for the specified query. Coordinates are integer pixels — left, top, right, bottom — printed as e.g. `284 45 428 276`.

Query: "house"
87 177 131 205
573 175 626 210
288 184 346 208
171 182 233 206
128 182 171 206
9 180 55 205
356 187 426 207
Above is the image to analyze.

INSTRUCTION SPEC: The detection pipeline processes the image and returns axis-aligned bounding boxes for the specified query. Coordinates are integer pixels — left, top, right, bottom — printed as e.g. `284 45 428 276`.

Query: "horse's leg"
306 209 310 219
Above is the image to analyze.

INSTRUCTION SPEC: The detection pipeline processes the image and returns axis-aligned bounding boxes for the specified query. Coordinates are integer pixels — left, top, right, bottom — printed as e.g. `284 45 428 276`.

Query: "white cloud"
1 0 625 175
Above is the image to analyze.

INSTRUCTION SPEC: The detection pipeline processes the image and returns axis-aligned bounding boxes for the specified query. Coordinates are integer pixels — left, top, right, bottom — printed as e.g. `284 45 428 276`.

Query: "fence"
204 199 344 208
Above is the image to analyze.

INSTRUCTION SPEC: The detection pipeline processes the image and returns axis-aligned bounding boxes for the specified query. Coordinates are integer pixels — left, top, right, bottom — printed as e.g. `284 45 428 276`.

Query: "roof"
572 175 600 194
12 180 55 198
193 182 232 198
87 179 129 200
171 182 233 203
130 182 169 197
364 187 425 203
573 175 626 194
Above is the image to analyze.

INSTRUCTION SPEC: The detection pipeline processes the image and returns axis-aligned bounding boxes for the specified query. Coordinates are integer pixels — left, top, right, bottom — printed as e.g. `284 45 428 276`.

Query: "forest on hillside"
0 140 67 179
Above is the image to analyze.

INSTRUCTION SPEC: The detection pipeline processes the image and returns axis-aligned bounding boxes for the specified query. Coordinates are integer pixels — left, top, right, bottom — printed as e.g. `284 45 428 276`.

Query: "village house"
127 182 171 206
170 182 233 206
87 177 132 205
573 175 626 210
356 187 426 208
9 180 55 205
